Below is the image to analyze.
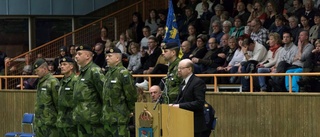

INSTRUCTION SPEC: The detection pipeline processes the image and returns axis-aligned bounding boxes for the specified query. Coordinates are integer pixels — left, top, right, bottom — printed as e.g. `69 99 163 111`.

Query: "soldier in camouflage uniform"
73 45 106 136
33 58 60 137
102 47 137 137
161 42 182 103
56 57 78 137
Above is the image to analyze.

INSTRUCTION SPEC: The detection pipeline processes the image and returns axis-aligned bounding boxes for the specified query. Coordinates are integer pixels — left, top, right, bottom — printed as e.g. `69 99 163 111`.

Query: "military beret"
162 42 179 50
76 45 92 52
105 47 122 54
60 56 74 64
33 58 46 70
60 46 67 52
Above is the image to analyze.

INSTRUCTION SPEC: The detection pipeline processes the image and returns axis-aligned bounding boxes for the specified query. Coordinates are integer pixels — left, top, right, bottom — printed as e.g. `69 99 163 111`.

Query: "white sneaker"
136 80 149 90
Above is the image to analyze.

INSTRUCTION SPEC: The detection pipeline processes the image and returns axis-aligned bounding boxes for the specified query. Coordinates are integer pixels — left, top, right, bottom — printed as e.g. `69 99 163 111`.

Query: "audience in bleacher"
10 0 320 92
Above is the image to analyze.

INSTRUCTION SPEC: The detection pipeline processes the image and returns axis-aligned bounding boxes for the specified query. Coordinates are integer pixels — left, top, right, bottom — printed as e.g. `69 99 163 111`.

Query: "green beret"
105 47 122 54
76 45 92 52
162 42 179 50
60 56 74 64
33 58 46 70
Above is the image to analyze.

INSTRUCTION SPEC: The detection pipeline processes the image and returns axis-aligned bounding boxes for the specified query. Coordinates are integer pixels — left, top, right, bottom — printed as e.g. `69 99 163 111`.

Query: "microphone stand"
153 76 169 137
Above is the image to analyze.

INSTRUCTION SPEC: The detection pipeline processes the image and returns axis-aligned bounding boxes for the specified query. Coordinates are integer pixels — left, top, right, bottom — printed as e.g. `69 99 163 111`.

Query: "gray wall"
0 0 116 15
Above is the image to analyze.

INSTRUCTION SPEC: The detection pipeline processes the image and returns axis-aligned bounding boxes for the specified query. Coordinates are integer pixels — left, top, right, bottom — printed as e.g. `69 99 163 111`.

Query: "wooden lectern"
135 102 194 137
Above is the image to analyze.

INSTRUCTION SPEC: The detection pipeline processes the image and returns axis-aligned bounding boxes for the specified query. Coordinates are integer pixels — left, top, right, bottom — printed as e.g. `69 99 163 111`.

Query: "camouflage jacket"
35 73 60 127
56 73 78 128
165 57 182 104
73 61 105 124
101 63 137 124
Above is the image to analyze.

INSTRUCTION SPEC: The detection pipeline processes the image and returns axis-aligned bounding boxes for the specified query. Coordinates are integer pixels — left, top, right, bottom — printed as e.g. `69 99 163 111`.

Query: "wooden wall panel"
1 91 320 137
206 93 320 137
0 90 36 135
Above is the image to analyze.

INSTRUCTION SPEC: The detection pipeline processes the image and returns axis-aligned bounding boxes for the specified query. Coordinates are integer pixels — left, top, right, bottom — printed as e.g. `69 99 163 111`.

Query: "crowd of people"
9 0 320 136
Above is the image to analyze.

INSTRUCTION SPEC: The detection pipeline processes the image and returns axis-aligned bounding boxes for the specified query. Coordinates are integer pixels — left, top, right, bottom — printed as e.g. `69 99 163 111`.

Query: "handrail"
1 73 319 92
4 0 167 89
10 0 145 61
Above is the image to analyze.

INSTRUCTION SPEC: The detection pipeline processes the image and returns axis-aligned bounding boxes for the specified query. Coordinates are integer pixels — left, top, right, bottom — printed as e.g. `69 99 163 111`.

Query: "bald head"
177 59 194 79
181 41 191 53
149 85 162 102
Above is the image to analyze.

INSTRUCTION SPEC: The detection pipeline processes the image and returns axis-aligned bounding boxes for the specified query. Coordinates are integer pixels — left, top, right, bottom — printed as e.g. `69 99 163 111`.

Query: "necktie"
181 80 186 90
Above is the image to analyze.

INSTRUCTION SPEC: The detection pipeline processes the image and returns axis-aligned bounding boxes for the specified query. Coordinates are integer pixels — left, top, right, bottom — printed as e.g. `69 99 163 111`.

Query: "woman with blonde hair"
257 33 283 92
127 42 141 73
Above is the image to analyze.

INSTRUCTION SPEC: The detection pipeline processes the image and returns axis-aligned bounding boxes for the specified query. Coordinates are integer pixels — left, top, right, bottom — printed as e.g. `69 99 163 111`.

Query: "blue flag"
163 0 180 45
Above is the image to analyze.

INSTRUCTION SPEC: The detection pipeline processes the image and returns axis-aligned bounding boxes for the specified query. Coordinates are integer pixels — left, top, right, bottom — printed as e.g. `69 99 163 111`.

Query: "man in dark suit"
170 59 207 137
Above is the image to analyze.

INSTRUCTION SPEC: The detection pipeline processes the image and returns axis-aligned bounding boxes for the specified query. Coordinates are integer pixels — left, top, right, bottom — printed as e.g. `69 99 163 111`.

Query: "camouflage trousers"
57 126 78 137
77 124 106 137
104 123 130 137
35 125 58 137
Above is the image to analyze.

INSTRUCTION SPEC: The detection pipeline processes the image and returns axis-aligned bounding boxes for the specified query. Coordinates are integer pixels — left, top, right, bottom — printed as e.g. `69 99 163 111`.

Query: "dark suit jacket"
174 74 207 133
141 47 162 70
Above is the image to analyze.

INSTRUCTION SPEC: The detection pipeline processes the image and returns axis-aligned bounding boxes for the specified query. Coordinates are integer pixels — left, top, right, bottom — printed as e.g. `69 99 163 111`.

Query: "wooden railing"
4 0 167 89
1 73 319 92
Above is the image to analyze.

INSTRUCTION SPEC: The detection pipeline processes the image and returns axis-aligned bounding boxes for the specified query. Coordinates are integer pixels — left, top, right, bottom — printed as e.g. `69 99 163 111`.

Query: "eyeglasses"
178 66 189 70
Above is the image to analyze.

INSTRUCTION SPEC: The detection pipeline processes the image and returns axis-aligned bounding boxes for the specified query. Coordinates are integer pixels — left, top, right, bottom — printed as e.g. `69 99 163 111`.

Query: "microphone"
153 96 163 110
162 74 173 80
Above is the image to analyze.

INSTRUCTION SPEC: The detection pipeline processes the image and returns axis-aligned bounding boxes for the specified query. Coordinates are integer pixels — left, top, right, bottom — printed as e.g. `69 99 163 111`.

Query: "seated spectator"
178 6 197 39
200 1 214 22
95 26 110 45
222 20 232 35
115 33 127 53
235 2 250 25
269 32 298 92
257 33 283 92
247 2 267 25
209 4 224 34
155 25 165 45
300 15 311 31
288 15 302 45
189 34 208 59
68 45 76 59
309 13 320 44
239 38 267 91
16 65 38 89
216 37 243 84
199 1 213 34
181 41 193 59
158 9 167 27
176 0 187 17
140 26 154 49
210 20 224 44
192 37 225 74
129 12 145 42
53 46 69 74
48 61 58 75
220 11 233 23
145 9 160 35
269 14 289 38
93 42 105 68
250 18 269 48
185 24 198 41
2 57 17 75
219 34 230 49
284 0 304 20
127 42 142 73
285 30 313 92
196 0 213 19
229 16 245 39
135 37 162 89
311 39 320 72
264 1 278 29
